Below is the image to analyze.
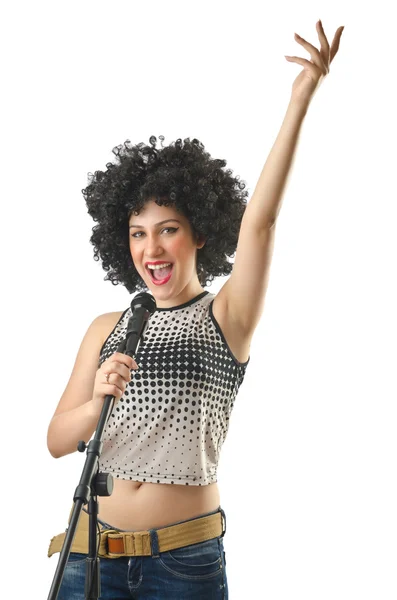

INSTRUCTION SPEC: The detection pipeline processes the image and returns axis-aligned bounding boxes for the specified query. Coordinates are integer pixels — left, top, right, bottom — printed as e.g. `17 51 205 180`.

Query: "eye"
130 227 178 239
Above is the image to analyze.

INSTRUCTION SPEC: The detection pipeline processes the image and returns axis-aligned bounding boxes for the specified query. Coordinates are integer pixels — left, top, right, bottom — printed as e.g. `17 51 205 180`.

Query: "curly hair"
82 135 249 294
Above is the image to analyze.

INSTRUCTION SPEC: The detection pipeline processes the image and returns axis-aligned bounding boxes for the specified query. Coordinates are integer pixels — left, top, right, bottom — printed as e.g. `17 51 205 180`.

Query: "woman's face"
128 199 206 308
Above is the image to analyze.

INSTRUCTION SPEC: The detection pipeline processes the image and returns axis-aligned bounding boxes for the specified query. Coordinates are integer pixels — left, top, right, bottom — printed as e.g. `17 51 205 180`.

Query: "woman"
47 20 344 599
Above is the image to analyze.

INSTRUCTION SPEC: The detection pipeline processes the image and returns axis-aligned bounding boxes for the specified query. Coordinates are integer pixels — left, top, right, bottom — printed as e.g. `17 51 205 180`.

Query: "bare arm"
47 397 103 459
214 21 345 339
47 312 135 458
244 99 307 229
246 20 344 228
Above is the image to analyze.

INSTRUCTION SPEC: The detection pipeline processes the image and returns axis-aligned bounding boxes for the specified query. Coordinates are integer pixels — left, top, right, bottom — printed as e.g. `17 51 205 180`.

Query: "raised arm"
216 20 344 339
246 19 344 227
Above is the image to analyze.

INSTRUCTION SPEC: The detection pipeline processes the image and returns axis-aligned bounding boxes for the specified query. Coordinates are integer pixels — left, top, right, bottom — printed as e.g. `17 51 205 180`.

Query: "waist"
48 504 226 558
96 478 221 531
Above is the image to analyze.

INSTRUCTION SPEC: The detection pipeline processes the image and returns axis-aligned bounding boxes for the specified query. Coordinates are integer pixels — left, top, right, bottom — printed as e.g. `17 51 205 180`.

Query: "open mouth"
145 263 174 285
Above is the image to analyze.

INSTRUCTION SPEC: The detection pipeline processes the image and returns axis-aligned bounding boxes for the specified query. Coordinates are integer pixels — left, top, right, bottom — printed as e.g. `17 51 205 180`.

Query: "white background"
1 1 396 598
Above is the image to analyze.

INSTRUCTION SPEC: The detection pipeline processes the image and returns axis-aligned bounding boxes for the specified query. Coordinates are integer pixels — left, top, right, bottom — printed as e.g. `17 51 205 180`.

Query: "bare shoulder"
94 311 125 348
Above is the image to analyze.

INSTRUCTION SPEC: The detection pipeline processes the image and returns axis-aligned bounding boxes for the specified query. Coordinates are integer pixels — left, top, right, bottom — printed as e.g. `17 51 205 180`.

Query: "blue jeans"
57 506 228 599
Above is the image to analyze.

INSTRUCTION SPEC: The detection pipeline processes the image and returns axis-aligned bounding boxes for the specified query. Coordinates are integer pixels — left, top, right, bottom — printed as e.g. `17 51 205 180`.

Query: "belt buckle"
98 528 120 558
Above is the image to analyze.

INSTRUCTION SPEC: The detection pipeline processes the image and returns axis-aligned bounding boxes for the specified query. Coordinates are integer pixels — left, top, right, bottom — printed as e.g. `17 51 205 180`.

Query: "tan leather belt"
48 508 225 559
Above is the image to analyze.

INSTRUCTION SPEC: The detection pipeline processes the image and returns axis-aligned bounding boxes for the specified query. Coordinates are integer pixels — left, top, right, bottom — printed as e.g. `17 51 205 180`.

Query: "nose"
143 233 166 258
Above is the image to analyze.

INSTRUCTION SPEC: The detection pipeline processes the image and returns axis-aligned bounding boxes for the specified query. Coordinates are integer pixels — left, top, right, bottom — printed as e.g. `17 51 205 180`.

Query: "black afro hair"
82 135 249 294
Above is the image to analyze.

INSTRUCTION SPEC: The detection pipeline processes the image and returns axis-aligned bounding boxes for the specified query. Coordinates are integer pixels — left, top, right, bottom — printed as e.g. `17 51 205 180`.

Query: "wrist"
86 397 103 420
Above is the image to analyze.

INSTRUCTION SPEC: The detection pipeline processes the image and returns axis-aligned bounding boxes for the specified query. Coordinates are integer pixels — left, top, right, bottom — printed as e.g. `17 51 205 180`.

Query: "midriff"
97 479 221 531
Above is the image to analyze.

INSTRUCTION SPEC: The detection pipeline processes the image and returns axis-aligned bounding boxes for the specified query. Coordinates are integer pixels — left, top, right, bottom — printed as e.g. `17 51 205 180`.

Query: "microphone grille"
130 292 156 315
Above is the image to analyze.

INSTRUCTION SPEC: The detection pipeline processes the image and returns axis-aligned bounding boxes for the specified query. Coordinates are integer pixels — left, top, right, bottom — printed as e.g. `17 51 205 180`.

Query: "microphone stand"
48 294 156 600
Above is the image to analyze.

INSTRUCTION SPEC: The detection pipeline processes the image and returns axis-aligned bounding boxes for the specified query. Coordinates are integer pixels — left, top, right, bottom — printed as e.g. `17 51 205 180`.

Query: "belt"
48 508 225 559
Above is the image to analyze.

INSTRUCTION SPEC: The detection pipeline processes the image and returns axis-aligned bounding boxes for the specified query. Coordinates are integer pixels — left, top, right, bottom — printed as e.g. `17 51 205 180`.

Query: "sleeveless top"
97 290 250 485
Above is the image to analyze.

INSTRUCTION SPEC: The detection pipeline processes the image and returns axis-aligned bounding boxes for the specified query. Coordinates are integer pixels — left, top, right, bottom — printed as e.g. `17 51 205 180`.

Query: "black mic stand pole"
48 295 156 600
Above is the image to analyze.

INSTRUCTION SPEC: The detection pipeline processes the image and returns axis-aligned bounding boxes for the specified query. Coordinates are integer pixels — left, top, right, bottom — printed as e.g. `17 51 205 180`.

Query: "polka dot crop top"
97 290 250 485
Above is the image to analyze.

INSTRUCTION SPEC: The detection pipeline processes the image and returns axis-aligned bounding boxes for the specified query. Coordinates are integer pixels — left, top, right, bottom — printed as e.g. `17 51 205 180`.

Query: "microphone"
101 292 157 419
124 292 157 358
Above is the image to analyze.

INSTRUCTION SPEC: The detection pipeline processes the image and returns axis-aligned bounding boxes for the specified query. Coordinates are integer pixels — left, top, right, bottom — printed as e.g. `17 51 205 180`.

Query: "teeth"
147 262 172 270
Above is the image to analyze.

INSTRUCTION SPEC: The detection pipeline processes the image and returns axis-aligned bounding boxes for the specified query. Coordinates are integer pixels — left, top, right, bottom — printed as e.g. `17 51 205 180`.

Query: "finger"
330 26 344 63
112 352 136 370
108 384 124 400
108 356 138 371
105 373 127 393
122 362 136 383
316 20 330 66
104 370 132 388
284 55 321 75
102 371 122 386
114 373 129 390
104 361 123 376
294 33 327 73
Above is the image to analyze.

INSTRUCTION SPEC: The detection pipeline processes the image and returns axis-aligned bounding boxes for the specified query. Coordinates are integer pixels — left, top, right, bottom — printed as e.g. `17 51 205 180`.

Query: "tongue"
153 265 172 280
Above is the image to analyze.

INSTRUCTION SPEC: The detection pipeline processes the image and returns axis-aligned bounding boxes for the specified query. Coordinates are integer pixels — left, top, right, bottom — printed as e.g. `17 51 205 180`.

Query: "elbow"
47 423 63 459
48 445 61 459
265 215 277 229
47 431 74 459
47 441 70 459
47 437 61 459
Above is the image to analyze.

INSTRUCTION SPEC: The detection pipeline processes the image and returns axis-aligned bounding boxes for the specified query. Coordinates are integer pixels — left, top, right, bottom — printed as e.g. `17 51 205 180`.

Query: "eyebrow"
129 219 181 229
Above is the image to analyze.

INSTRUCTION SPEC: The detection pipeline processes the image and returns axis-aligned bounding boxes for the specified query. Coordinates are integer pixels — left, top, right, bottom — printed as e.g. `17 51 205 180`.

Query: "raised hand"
285 19 344 107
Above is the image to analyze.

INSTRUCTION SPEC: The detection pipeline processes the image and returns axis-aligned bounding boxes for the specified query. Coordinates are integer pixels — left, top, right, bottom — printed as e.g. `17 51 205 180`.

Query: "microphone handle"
96 336 128 433
124 305 152 358
97 304 152 431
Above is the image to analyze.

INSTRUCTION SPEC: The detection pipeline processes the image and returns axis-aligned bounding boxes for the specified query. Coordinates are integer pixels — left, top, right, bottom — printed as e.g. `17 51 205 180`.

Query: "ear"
196 234 206 250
